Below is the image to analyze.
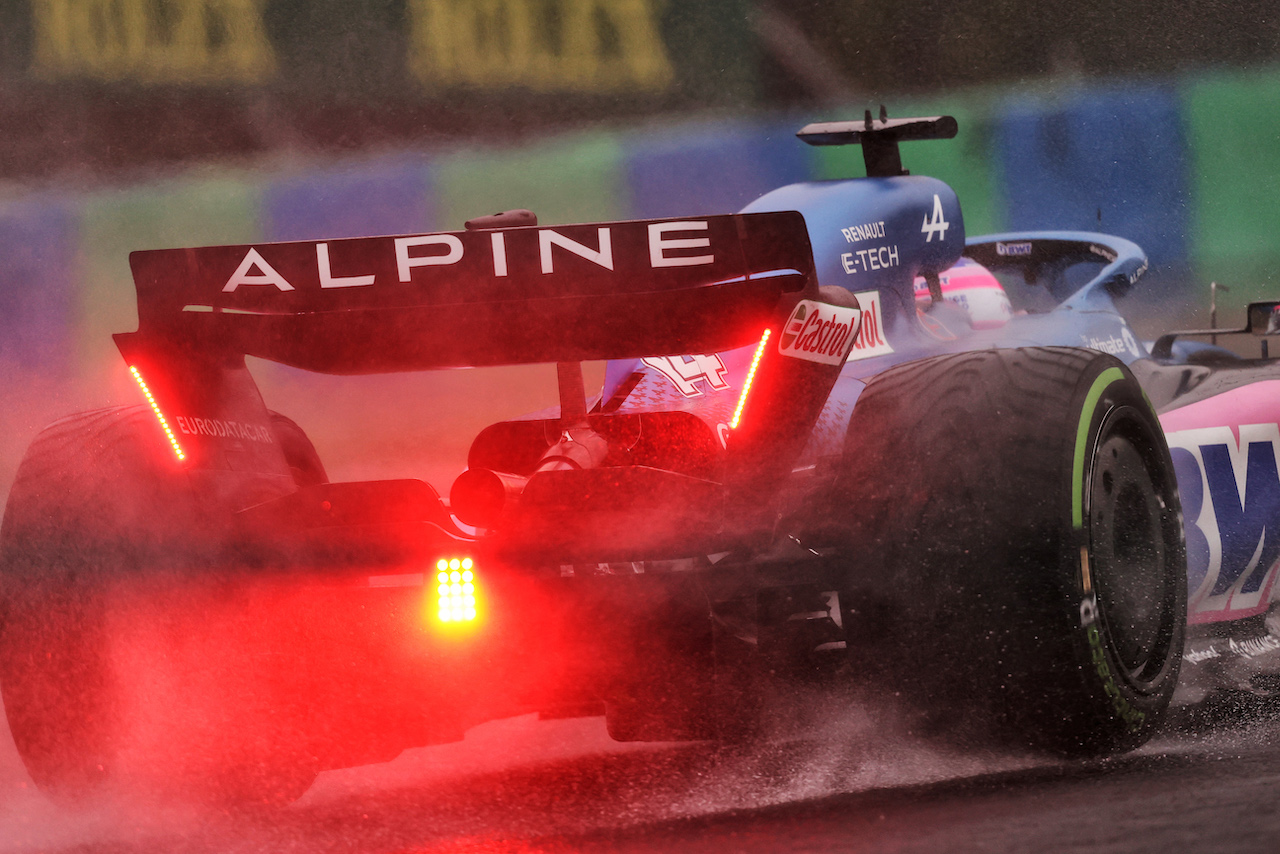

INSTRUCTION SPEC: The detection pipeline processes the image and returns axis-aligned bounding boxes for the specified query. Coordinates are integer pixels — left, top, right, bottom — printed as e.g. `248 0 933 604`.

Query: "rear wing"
122 212 815 373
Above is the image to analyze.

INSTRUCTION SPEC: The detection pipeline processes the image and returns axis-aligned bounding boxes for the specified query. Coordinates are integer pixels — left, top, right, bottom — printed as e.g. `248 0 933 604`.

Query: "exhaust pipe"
450 468 528 527
451 361 611 527
449 427 611 527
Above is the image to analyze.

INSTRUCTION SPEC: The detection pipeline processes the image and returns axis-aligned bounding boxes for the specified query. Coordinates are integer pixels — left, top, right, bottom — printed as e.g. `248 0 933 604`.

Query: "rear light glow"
435 557 477 622
129 365 186 461
730 329 771 429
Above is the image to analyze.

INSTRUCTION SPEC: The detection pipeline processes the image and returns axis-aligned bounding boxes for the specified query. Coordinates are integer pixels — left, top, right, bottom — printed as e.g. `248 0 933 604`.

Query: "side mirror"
1247 302 1280 337
1151 299 1280 361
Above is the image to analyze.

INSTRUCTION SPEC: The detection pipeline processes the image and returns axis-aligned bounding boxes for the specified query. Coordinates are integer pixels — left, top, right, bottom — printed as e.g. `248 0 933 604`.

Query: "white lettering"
540 228 614 273
642 354 729 397
648 221 713 267
841 246 899 275
777 300 861 365
317 243 376 289
395 234 464 282
223 247 294 292
173 414 275 444
840 221 886 243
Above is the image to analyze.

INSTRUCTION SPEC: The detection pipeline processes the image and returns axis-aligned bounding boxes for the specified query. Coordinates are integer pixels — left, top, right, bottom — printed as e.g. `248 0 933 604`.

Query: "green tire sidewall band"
1072 367 1125 530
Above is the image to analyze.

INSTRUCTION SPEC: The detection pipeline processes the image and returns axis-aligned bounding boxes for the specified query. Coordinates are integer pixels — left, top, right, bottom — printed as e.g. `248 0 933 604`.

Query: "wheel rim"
1088 414 1178 690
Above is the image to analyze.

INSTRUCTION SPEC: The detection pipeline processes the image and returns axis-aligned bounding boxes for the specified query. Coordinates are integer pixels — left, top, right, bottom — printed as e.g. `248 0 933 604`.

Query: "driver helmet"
914 257 1013 330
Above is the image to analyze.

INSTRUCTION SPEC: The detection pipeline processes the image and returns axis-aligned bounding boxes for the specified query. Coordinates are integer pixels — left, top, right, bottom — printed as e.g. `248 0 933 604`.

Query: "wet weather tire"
838 347 1186 755
0 405 324 805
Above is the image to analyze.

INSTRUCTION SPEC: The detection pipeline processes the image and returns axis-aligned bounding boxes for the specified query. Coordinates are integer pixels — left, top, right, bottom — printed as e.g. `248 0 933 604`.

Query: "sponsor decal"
221 221 715 293
1122 328 1141 357
846 291 894 361
840 221 887 243
996 241 1032 256
1129 259 1149 284
1090 244 1118 262
1229 633 1280 658
409 0 674 94
840 244 900 274
1080 595 1147 732
1166 424 1280 616
920 194 950 242
1079 592 1099 627
777 300 861 365
33 0 275 85
1184 647 1221 664
1080 329 1141 358
176 415 274 444
641 354 729 397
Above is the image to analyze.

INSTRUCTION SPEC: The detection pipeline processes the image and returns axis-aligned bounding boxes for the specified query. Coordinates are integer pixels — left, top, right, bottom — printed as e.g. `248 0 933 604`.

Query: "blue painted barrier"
0 201 77 374
624 119 812 219
996 86 1191 275
263 157 434 241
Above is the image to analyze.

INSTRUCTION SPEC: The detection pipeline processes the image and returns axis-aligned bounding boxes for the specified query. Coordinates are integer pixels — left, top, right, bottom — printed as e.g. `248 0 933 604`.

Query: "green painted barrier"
1184 66 1280 306
77 178 261 381
433 134 630 229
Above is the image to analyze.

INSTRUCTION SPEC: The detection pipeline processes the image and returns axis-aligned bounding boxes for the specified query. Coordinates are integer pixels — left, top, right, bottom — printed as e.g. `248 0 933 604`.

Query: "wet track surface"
3 692 1280 853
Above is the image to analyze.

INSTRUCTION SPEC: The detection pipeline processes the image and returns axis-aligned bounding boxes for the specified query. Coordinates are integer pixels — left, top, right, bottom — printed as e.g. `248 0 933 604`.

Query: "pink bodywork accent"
1160 379 1280 436
1161 380 1280 624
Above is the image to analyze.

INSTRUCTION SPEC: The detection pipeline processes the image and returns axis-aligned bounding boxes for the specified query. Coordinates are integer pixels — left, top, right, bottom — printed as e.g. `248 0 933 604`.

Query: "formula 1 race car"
4 114 1279 806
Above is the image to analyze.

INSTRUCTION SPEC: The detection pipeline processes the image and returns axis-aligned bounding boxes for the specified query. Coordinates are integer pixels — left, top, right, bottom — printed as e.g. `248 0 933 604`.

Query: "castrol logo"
778 300 862 366
847 290 894 361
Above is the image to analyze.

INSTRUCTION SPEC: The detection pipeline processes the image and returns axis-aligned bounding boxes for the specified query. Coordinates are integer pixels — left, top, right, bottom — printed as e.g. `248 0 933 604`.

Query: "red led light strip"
129 366 186 461
730 329 771 429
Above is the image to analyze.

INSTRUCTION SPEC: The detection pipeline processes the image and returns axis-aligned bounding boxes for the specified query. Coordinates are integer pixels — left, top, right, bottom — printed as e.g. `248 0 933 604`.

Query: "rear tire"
0 405 326 805
837 347 1186 755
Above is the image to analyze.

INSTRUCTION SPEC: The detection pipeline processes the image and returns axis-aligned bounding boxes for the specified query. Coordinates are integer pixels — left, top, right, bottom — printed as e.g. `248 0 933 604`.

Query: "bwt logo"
996 242 1032 256
1166 423 1280 615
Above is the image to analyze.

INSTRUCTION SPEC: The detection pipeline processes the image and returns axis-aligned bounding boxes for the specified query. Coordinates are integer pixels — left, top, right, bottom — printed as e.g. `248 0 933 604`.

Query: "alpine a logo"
921 194 950 243
778 300 861 366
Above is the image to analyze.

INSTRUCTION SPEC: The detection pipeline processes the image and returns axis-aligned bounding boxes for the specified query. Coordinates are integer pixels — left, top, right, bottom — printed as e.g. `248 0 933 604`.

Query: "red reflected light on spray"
129 365 186 461
435 557 477 622
730 329 772 429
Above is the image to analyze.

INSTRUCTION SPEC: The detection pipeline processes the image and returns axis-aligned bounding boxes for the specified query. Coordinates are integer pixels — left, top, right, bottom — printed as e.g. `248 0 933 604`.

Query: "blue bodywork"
605 174 1153 468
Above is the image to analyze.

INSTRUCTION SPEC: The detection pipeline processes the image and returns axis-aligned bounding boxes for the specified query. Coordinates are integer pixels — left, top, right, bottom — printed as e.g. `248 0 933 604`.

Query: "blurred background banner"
2 0 1279 493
